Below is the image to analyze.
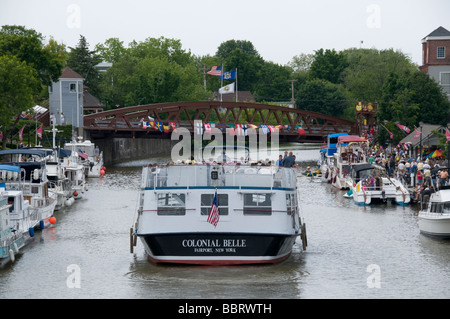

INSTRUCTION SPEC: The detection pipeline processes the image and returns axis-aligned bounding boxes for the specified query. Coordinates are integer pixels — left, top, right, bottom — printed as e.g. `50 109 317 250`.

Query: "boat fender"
39 220 45 230
33 169 39 181
9 249 15 263
29 227 35 237
325 170 329 179
13 242 19 253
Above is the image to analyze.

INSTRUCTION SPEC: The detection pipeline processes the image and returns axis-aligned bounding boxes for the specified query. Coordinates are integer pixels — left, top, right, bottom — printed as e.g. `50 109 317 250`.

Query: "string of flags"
140 117 306 135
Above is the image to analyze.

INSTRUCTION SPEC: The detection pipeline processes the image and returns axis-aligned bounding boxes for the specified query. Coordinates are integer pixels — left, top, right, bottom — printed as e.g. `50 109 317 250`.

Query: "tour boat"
418 186 450 238
348 164 410 205
0 183 28 267
132 151 307 265
64 137 104 178
327 135 369 190
0 149 57 229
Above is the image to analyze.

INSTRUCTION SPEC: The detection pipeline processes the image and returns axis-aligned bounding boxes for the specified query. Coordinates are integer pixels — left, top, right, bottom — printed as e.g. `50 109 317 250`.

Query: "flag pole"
220 64 224 102
235 68 238 102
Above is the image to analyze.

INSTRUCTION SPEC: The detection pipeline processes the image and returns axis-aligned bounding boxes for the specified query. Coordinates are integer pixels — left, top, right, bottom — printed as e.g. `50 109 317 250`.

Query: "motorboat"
348 164 410 205
132 147 307 265
328 135 369 190
61 148 88 200
0 183 28 267
0 149 57 229
418 186 450 238
64 137 104 178
320 133 348 183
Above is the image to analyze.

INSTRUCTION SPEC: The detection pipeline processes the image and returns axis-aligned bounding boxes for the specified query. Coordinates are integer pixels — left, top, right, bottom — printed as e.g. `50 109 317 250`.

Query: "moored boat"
132 150 307 265
64 137 104 178
0 149 57 229
329 135 369 190
320 133 348 183
0 186 28 267
418 186 450 238
349 164 410 205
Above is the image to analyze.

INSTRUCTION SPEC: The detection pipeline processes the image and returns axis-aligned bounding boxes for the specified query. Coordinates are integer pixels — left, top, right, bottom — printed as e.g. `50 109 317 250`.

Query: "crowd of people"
364 142 449 203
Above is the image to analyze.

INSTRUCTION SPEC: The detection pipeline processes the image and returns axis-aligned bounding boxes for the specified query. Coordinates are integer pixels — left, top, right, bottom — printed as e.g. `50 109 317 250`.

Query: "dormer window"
437 46 445 59
69 83 77 92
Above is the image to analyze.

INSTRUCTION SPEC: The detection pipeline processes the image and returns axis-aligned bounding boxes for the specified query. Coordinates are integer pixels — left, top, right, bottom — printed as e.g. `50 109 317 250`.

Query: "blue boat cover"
0 164 21 173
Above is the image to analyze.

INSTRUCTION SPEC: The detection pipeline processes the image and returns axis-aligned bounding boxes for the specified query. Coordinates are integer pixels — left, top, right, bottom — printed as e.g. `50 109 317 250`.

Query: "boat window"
243 193 272 215
286 193 296 215
157 193 186 215
431 203 442 213
442 202 450 213
201 194 228 215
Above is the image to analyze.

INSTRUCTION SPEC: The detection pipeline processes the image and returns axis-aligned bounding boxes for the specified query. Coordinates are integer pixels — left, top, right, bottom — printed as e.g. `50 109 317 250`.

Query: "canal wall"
94 137 176 165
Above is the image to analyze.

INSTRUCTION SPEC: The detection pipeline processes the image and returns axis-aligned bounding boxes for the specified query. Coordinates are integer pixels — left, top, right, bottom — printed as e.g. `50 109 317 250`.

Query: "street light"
447 123 450 168
419 121 424 161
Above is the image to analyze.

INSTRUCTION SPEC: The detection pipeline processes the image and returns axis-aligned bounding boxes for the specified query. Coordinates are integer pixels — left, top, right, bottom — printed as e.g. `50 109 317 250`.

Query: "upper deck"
141 164 297 190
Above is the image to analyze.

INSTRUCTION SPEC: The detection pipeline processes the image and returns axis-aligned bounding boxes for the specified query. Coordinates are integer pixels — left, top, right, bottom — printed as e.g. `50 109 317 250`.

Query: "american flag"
207 65 222 76
78 149 89 160
207 191 220 227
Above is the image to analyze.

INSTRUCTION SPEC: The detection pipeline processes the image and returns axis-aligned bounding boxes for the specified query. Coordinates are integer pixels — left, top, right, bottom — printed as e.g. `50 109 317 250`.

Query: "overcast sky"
1 0 449 66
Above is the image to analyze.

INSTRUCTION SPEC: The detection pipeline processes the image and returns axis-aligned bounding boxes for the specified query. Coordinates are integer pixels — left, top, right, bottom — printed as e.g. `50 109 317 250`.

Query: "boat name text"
182 239 246 248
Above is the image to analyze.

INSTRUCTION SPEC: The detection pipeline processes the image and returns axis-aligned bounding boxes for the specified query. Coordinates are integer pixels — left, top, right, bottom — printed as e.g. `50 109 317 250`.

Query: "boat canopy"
0 149 48 157
0 164 21 173
338 135 367 144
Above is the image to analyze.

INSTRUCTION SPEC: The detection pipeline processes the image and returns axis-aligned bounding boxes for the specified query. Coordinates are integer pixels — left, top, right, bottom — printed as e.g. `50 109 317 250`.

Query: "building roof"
399 124 444 147
213 91 255 103
423 26 450 40
60 66 84 79
83 91 105 110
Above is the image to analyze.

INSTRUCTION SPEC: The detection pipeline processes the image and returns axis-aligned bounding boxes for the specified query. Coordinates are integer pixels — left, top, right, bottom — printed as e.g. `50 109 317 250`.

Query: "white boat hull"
418 213 450 238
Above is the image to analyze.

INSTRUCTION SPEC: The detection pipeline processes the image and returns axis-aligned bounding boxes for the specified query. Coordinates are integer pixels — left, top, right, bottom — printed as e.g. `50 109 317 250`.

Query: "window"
286 193 297 215
441 72 450 96
157 193 186 215
243 193 272 215
201 194 228 215
69 83 77 92
437 46 445 59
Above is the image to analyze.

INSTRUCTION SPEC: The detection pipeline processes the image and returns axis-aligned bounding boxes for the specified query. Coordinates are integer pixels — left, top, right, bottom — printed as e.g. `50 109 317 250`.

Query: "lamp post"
419 121 424 161
447 123 450 168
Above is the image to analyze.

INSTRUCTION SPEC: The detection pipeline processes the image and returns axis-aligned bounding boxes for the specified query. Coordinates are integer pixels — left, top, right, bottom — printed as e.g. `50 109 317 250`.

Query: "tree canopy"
1 24 450 148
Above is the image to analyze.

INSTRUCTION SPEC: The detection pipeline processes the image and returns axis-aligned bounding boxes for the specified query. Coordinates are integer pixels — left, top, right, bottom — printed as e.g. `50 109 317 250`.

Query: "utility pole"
287 80 297 108
203 64 206 91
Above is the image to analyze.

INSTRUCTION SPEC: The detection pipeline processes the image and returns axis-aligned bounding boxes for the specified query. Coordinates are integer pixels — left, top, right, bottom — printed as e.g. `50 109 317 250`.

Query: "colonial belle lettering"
182 239 247 248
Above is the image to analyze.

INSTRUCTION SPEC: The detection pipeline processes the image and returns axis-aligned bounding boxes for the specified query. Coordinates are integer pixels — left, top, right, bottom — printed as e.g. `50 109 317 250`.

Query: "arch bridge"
84 101 357 143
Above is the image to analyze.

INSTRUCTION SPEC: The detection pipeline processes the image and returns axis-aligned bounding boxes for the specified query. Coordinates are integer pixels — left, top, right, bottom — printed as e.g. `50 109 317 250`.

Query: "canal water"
1 144 449 299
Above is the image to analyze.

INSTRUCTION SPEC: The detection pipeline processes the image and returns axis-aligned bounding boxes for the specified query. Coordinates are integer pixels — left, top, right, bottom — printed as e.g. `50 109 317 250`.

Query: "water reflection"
1 143 450 299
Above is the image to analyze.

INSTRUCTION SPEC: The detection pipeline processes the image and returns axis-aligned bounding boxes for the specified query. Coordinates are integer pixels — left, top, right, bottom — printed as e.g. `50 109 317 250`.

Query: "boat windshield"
142 164 297 190
430 201 450 214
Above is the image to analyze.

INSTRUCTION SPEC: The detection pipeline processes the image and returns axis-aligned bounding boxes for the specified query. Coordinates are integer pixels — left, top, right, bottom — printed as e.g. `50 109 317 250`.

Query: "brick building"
419 26 450 99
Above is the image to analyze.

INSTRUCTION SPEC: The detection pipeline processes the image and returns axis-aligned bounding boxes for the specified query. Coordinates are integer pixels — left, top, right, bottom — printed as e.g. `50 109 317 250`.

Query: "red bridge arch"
84 101 357 143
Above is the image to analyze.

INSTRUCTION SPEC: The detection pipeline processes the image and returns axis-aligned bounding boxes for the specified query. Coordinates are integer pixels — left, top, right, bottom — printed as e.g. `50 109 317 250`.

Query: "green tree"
98 37 208 108
67 35 102 96
252 61 292 102
0 25 64 87
295 79 350 117
309 48 348 84
0 55 39 149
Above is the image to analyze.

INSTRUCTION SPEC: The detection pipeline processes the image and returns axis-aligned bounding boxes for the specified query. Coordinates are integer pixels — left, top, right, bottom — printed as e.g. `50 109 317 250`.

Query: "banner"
207 65 222 76
220 69 236 81
219 82 235 94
